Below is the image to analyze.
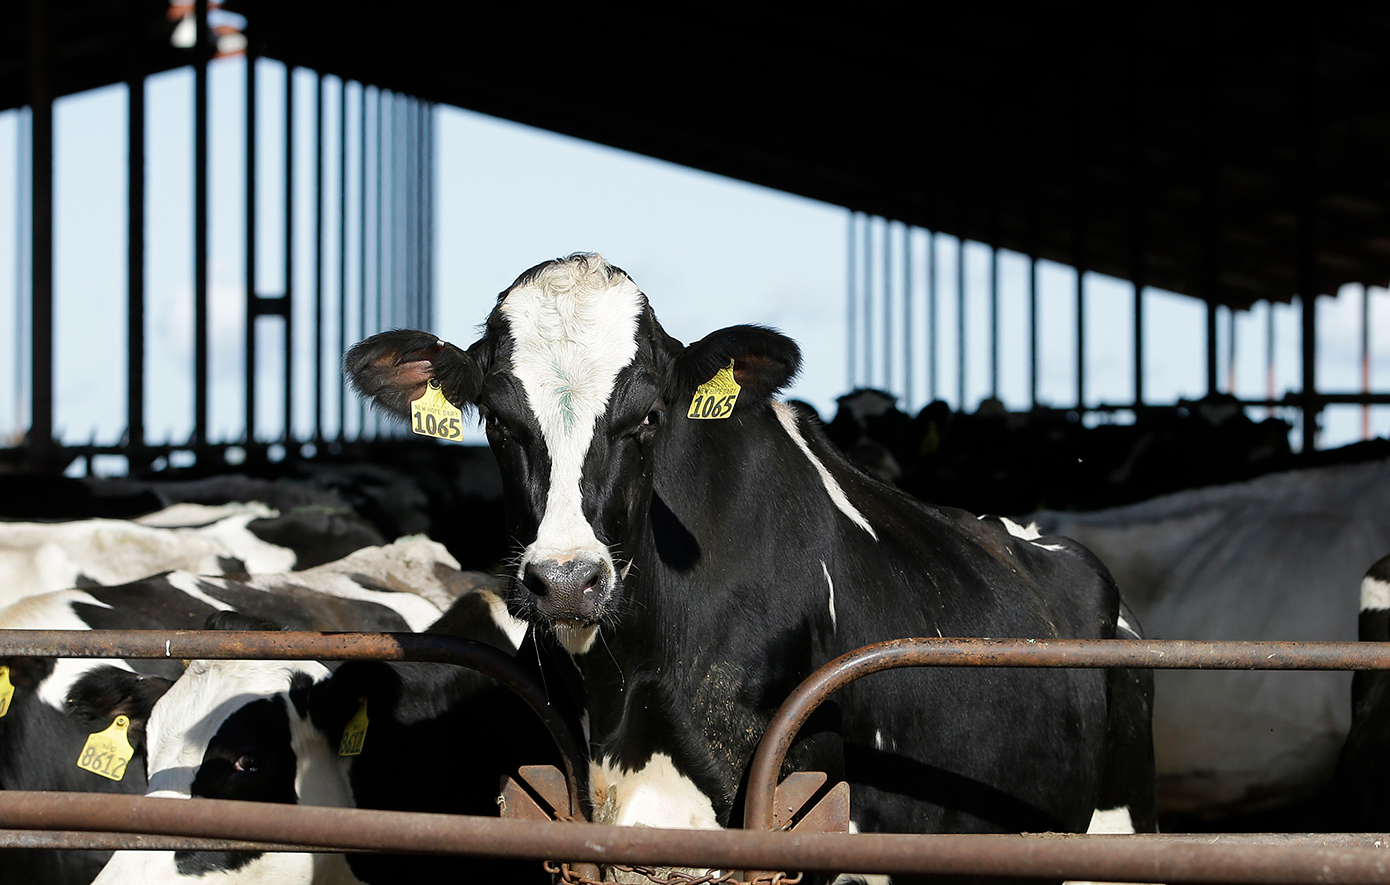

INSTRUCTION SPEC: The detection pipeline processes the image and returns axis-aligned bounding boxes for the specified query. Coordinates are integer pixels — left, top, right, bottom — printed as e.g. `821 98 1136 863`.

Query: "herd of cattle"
0 252 1386 885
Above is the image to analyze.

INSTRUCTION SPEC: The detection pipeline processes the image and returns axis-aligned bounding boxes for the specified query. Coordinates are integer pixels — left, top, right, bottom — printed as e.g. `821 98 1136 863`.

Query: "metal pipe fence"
3 631 1390 882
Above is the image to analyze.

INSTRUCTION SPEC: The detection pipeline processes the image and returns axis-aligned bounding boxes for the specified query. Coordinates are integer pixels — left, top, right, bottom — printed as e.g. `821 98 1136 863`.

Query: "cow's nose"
523 557 607 621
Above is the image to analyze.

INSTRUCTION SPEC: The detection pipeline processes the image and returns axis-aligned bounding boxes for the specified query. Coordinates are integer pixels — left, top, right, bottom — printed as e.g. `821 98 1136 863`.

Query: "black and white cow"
1030 456 1390 822
347 253 1156 865
0 500 387 609
1332 554 1390 830
80 585 556 885
0 537 486 885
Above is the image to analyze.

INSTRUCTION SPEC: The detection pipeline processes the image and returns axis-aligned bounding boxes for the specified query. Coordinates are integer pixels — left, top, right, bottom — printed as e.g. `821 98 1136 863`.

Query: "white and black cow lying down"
0 537 491 885
0 499 386 609
78 584 557 885
347 253 1156 872
1332 554 1390 830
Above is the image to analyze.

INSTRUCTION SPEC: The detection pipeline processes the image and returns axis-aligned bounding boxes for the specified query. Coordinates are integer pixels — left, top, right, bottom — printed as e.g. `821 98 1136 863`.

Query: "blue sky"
0 57 1385 460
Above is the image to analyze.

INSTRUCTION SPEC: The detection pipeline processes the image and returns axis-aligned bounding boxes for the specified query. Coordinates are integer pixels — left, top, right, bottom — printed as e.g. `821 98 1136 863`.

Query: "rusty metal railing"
0 629 588 817
5 632 1390 882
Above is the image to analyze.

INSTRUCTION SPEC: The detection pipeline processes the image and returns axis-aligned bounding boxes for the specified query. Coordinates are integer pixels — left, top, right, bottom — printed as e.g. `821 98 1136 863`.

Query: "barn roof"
6 2 1390 310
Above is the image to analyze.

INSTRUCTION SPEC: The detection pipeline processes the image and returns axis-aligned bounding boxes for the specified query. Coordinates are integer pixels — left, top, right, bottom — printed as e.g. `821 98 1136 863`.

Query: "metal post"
283 64 295 444
244 48 256 443
357 86 369 438
193 0 209 450
1297 28 1319 452
903 224 913 410
314 73 326 441
1362 285 1371 440
337 79 348 440
883 220 893 392
956 234 965 409
927 231 938 403
126 6 147 467
861 215 872 389
28 0 54 464
846 214 857 390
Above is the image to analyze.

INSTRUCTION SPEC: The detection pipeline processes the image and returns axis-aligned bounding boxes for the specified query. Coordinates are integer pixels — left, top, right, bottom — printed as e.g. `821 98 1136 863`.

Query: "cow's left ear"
64 666 174 755
672 325 802 403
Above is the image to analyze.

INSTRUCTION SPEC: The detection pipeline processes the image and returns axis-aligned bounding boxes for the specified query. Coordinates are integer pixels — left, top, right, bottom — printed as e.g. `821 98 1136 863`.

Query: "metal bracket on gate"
501 767 849 885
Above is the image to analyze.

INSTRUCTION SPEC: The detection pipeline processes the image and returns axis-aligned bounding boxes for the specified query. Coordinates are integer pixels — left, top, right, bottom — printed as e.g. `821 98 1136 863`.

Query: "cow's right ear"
306 661 403 752
344 330 482 419
64 666 174 755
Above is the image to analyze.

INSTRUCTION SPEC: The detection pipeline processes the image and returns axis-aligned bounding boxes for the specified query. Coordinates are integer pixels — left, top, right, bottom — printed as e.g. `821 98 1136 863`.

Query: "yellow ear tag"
77 715 135 781
410 380 464 441
339 698 369 756
0 666 13 718
688 360 741 420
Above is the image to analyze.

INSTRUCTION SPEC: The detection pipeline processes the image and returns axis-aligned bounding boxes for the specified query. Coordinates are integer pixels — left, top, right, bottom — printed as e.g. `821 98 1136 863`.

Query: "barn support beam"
125 4 147 470
27 0 54 465
192 0 210 448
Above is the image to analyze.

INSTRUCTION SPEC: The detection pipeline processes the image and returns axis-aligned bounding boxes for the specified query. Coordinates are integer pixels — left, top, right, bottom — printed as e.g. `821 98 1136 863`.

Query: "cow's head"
346 253 799 654
75 614 357 884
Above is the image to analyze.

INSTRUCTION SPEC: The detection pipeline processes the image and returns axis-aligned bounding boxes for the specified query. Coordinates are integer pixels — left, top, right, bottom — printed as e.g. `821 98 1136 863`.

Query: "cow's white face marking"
500 255 644 590
822 560 837 632
1361 572 1390 612
590 752 720 830
143 659 344 806
772 402 877 540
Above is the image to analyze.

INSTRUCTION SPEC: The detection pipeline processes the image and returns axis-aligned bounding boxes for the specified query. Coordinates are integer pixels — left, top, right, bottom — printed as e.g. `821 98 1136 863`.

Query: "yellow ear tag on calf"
77 715 135 781
410 380 464 441
688 359 741 420
0 666 13 718
339 698 369 757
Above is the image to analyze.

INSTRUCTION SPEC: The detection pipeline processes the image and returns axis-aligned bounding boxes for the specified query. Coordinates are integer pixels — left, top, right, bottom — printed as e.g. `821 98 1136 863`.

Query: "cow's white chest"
590 753 720 830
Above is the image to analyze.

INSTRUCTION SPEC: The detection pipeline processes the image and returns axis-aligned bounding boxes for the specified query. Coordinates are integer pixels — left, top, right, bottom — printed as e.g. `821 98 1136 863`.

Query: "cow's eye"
232 754 259 774
642 409 661 428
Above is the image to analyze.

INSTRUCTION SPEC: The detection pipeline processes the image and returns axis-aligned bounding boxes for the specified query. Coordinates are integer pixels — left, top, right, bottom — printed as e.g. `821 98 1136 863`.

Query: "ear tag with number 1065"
77 715 135 781
688 360 741 420
0 666 13 718
411 380 464 441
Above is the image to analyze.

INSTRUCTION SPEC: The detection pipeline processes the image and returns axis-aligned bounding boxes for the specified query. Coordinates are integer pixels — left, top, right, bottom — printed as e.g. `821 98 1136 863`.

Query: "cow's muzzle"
521 556 611 623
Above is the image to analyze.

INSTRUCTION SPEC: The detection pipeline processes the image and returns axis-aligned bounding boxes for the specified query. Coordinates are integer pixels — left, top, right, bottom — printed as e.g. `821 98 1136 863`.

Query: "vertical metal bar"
193 0 209 449
861 216 872 388
14 108 29 434
927 231 938 403
314 72 325 441
244 45 257 441
375 91 385 336
283 64 295 444
883 221 893 392
903 224 913 410
338 79 348 440
1074 154 1087 411
28 0 54 463
1202 50 1221 399
1130 62 1147 409
1266 301 1276 414
357 85 368 438
405 98 416 330
990 242 1000 402
1225 307 1237 395
126 26 147 464
956 234 965 409
1297 28 1319 452
425 103 435 331
1362 284 1371 440
847 213 857 389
